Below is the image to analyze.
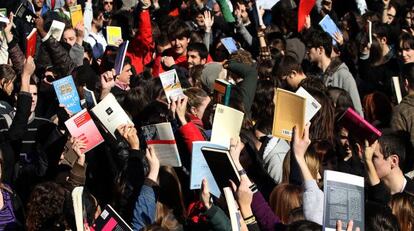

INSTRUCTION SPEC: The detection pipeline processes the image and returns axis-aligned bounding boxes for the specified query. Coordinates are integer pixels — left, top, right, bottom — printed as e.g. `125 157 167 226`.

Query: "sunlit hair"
269 183 303 224
389 193 414 231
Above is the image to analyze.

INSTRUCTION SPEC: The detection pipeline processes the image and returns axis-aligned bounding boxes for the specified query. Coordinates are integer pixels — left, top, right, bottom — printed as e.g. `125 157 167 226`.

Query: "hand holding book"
117 124 139 150
70 136 86 165
200 179 212 210
3 13 13 43
171 96 188 126
336 220 360 231
229 137 244 170
230 177 254 219
146 146 160 182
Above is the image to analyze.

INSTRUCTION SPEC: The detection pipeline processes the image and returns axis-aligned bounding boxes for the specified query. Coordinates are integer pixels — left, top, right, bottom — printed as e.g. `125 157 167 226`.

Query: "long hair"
363 92 392 128
269 183 303 224
308 89 335 145
389 193 414 231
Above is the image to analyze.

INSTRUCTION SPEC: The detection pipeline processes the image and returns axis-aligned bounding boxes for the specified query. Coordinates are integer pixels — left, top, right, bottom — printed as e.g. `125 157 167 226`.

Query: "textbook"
45 20 65 41
201 147 240 193
26 28 37 58
91 93 133 138
296 87 321 123
64 109 104 154
114 41 129 75
323 170 364 231
53 75 82 114
223 187 241 231
69 4 83 28
106 26 122 47
91 204 132 231
319 14 342 45
141 122 182 167
211 104 244 148
392 76 402 104
190 141 226 198
83 86 97 108
337 107 382 144
220 37 238 54
15 3 36 25
159 69 184 103
214 79 233 105
272 88 306 141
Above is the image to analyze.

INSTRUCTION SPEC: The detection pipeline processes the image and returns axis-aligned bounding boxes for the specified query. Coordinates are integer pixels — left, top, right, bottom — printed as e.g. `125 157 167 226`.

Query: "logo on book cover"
105 107 113 115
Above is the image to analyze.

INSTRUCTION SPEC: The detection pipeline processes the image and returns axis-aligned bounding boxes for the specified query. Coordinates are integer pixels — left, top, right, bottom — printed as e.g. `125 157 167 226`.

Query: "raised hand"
363 140 377 163
336 220 360 231
333 32 344 46
117 124 140 150
4 13 14 43
292 123 311 160
203 11 214 33
100 69 116 89
22 56 36 78
174 95 188 125
146 146 160 182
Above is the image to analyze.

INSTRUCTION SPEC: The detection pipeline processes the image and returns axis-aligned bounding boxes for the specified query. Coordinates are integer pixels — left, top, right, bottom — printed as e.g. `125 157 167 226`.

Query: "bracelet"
249 183 258 193
238 169 247 176
244 215 256 225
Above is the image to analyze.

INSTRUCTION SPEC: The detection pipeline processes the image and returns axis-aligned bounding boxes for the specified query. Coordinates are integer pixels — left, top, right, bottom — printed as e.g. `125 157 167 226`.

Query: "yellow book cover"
106 26 122 46
69 5 83 27
272 88 306 141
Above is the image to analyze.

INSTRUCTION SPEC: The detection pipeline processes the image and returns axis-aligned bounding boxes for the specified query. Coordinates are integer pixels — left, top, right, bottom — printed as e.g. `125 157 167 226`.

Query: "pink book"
338 108 382 144
64 109 104 154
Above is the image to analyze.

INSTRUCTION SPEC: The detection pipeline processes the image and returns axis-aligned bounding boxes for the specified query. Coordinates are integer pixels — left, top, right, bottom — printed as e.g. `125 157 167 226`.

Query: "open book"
190 141 225 198
91 205 132 231
53 75 82 114
220 37 238 54
141 122 182 167
296 87 321 123
159 69 184 103
201 146 240 194
323 170 364 231
15 3 36 25
211 104 244 148
64 109 104 154
91 93 133 138
272 88 306 141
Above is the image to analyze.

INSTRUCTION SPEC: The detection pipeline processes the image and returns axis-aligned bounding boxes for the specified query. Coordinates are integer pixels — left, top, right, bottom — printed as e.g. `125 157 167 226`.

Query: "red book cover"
338 108 382 144
298 0 316 32
26 28 37 58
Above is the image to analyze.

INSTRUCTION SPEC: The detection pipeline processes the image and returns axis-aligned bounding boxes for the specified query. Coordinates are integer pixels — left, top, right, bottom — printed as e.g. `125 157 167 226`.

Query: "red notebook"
26 28 37 58
338 108 382 144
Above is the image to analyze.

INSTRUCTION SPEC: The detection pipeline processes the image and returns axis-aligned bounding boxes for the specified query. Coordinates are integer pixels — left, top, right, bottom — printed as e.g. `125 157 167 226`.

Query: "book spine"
224 85 232 106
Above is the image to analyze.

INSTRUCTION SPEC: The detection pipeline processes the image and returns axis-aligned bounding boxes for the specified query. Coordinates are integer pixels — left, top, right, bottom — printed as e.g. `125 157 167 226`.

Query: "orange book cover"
26 28 37 58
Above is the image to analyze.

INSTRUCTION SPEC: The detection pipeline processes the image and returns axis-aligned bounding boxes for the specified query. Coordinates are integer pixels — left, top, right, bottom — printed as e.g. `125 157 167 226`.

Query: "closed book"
53 75 82 114
214 79 232 105
91 93 133 138
26 28 37 58
91 205 132 231
159 69 184 103
114 41 129 75
15 3 36 25
319 14 342 45
338 108 382 144
211 104 244 148
45 20 65 41
272 88 306 141
83 86 97 108
106 26 122 46
64 109 104 154
69 4 83 27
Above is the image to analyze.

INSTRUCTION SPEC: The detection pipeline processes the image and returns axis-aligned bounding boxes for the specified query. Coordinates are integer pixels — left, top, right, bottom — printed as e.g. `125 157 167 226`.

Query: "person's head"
276 56 306 90
326 87 354 114
269 183 303 224
389 192 414 231
366 201 401 231
305 30 332 63
287 207 305 224
384 2 398 25
65 0 77 8
63 27 77 47
0 65 16 96
308 89 335 145
167 20 191 57
92 8 105 31
251 80 274 122
188 64 204 88
116 57 133 85
102 0 114 12
286 220 322 231
400 33 414 64
235 0 250 24
184 87 210 120
187 43 208 69
299 77 327 93
403 63 414 91
362 92 392 127
373 132 408 179
33 0 45 9
372 22 391 51
26 182 66 231
123 86 150 119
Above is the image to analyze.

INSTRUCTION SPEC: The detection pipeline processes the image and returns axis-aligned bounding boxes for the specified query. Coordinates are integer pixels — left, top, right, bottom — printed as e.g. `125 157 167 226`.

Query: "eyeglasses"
104 1 113 5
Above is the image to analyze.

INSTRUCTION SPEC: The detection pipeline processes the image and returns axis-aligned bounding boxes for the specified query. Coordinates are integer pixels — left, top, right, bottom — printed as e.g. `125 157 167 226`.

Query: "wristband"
244 215 256 225
238 169 247 176
249 183 258 193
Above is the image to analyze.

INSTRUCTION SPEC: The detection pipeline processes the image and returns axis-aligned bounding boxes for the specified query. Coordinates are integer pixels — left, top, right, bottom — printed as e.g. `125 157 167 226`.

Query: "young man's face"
385 6 396 24
103 0 114 12
63 29 77 47
171 37 190 56
29 84 38 113
117 64 133 85
372 143 393 179
195 14 205 28
307 46 321 63
65 0 77 8
187 50 206 68
34 0 45 8
237 3 250 24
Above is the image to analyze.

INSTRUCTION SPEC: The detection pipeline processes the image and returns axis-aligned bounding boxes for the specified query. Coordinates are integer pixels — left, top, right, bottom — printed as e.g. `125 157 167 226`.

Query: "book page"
256 0 280 10
272 88 305 141
319 14 342 45
142 122 182 167
296 87 321 122
323 170 364 231
159 69 184 103
211 104 244 148
190 141 225 198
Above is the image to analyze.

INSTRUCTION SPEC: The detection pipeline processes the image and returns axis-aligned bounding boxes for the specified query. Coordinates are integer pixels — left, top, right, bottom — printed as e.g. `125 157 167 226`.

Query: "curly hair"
26 182 66 231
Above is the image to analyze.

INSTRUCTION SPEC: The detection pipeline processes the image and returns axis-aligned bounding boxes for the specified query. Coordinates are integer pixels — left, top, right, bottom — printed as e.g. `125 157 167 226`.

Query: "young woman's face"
1 78 14 96
192 96 211 120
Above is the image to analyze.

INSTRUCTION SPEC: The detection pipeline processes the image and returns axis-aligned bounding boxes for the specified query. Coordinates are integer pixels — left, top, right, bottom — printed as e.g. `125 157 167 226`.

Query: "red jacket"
178 122 205 154
126 10 154 74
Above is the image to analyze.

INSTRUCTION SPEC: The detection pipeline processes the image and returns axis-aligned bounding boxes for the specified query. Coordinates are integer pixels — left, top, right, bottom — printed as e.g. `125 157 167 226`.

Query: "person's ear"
390 154 399 169
381 37 387 45
190 106 197 116
289 70 298 78
318 46 324 55
201 58 207 64
404 79 410 92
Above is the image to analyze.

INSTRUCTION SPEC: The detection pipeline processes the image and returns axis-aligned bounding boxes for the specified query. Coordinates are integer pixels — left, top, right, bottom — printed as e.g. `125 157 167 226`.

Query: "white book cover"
223 187 241 231
141 122 181 167
159 69 184 103
392 76 402 104
46 20 65 41
323 170 364 231
296 87 321 122
190 141 225 198
211 104 244 148
91 93 133 138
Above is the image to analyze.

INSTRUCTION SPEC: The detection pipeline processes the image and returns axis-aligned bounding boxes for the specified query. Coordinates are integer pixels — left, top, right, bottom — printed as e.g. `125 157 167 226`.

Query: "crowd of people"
0 0 413 230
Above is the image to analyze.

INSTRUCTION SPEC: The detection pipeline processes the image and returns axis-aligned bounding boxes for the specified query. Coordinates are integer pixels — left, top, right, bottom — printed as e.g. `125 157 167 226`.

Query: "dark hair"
167 19 191 41
187 43 209 60
378 131 410 169
373 22 391 42
0 64 16 84
308 89 335 145
64 189 98 229
400 32 414 51
275 55 303 79
188 65 204 88
286 220 322 231
123 86 150 119
366 201 401 231
402 63 414 88
305 30 332 57
326 87 354 115
362 92 392 127
251 80 274 122
257 59 275 81
299 77 326 93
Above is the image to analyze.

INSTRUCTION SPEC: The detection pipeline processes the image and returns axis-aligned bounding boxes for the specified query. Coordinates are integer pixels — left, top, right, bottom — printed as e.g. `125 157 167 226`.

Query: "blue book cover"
221 37 238 54
319 14 342 45
53 75 82 114
114 40 129 75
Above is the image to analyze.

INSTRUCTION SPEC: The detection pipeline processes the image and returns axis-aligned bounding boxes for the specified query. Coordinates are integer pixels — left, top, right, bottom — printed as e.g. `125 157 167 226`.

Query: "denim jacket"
131 179 158 230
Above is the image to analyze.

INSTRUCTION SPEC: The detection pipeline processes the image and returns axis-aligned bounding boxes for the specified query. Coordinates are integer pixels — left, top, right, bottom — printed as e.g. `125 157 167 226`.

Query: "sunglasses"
104 1 113 5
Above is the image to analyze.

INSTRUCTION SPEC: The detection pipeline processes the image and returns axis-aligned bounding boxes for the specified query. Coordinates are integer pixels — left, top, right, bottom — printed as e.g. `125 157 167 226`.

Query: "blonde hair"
282 151 321 184
269 183 303 224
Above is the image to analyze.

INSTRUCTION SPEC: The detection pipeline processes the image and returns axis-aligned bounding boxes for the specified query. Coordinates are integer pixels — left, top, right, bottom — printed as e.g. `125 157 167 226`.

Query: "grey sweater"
303 180 324 225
